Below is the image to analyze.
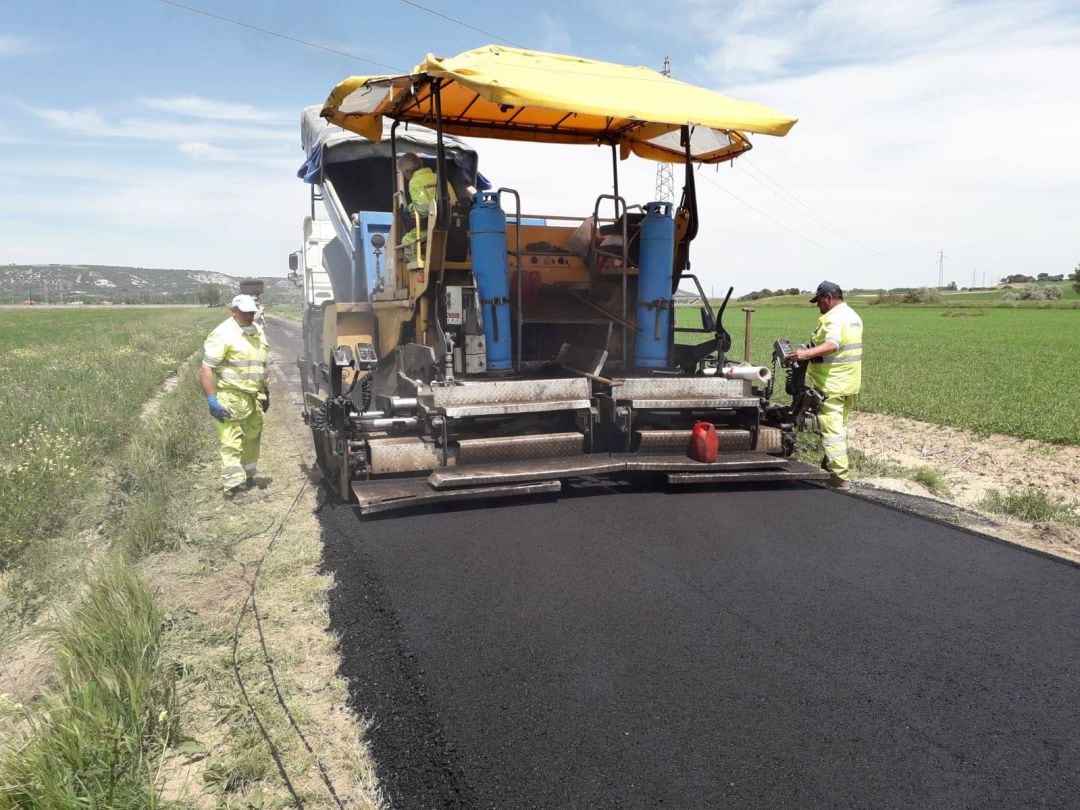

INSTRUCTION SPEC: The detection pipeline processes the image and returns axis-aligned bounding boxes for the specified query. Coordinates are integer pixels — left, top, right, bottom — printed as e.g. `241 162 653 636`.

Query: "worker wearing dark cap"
787 281 863 489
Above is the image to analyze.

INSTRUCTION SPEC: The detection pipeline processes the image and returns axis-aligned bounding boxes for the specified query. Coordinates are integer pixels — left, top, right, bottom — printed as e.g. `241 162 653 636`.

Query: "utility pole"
937 249 946 288
654 56 675 203
971 268 976 288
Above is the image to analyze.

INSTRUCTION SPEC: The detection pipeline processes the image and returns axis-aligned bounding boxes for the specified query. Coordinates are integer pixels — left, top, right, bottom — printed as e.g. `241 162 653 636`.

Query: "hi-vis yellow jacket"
806 301 863 396
408 166 458 215
202 318 269 396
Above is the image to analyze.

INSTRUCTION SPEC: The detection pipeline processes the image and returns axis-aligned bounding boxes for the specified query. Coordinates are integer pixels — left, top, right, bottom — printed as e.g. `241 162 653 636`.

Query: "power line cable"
159 0 404 71
159 0 693 86
397 0 528 48
160 0 868 270
737 158 894 261
554 0 666 61
698 169 854 260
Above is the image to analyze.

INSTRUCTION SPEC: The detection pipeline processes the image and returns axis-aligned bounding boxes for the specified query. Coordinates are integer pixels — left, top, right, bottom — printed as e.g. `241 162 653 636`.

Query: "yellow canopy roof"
321 45 797 164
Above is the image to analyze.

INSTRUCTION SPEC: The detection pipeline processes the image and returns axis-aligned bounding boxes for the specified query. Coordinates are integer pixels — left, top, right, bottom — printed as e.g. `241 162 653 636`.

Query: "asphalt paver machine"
294 45 828 513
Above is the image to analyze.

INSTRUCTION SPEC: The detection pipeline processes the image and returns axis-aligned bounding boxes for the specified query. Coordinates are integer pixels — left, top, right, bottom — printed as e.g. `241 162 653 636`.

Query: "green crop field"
727 282 1078 308
0 306 223 566
677 305 1080 445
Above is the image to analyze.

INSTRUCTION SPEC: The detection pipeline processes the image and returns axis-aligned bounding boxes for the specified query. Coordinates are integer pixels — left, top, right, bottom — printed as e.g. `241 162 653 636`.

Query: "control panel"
445 285 487 374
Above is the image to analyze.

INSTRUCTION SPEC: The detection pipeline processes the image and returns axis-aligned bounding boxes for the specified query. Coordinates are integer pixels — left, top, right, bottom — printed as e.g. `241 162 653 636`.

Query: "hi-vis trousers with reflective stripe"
817 394 856 482
215 389 264 492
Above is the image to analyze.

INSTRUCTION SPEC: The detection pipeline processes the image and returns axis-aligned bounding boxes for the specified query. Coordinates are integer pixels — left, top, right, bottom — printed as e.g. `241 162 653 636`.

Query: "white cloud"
5 1 1079 296
0 161 308 276
32 106 293 144
691 0 1073 81
465 3 1080 295
140 95 290 124
0 34 36 57
178 141 298 171
710 34 795 77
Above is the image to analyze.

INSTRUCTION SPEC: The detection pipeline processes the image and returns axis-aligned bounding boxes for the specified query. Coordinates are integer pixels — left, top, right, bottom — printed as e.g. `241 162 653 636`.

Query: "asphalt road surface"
269 318 1080 809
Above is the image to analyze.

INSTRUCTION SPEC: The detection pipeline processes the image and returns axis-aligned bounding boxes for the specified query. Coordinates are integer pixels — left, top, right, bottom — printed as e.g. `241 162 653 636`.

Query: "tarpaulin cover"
297 105 485 186
320 45 797 164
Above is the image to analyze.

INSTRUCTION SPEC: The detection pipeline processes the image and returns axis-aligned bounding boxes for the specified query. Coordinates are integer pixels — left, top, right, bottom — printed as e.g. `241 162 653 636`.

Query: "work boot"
826 475 851 491
222 485 246 501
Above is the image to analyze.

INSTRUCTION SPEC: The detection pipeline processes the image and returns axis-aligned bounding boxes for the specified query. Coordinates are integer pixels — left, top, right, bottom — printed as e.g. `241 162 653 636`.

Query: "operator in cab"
397 152 457 261
200 294 271 498
786 281 863 490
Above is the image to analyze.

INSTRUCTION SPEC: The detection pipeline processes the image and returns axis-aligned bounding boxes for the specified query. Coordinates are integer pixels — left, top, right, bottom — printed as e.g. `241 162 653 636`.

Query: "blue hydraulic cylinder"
468 191 513 370
634 201 676 368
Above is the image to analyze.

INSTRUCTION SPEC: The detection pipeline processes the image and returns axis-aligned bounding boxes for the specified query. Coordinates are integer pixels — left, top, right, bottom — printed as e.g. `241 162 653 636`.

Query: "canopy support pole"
672 126 699 293
389 121 399 205
612 144 628 368
434 81 450 232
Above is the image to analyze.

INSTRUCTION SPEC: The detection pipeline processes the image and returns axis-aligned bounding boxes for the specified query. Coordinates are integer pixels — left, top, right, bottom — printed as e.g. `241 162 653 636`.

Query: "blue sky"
2 0 1078 294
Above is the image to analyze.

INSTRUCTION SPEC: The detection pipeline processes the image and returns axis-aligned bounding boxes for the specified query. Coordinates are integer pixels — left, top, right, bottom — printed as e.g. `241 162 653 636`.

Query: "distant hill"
0 263 302 306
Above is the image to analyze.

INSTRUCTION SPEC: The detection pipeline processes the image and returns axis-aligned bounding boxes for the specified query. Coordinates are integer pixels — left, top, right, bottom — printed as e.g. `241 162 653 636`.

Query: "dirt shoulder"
142 342 384 806
847 412 1080 563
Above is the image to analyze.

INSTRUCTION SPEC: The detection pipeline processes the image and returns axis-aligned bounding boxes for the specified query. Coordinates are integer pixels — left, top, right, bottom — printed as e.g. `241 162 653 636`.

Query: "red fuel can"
689 421 719 463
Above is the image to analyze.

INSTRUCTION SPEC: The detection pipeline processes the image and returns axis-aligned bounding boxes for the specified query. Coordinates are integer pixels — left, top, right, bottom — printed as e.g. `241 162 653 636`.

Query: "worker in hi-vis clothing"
786 281 863 490
397 152 457 261
200 294 270 498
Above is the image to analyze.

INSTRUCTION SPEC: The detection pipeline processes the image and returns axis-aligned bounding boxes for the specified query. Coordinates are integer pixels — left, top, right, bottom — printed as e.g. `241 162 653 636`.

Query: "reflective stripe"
807 303 862 396
218 375 268 384
203 357 222 367
221 359 266 369
221 464 244 475
824 447 847 460
242 462 258 472
821 435 846 447
819 354 861 364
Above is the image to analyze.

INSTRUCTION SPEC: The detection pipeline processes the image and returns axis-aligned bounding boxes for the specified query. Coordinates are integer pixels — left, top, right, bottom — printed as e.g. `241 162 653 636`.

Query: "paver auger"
291 45 828 514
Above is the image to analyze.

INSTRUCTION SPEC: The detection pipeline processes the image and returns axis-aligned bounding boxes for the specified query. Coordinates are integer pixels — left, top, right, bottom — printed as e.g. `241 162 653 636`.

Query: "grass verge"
0 307 222 573
147 401 385 807
0 354 210 807
977 489 1080 526
0 559 174 809
796 434 951 496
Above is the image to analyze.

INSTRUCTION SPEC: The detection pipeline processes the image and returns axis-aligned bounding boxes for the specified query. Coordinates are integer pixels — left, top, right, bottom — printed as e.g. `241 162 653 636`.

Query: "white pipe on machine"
702 364 773 383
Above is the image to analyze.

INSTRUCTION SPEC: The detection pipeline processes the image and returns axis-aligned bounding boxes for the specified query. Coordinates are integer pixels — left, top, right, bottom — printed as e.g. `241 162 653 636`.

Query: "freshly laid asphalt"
271 320 1080 809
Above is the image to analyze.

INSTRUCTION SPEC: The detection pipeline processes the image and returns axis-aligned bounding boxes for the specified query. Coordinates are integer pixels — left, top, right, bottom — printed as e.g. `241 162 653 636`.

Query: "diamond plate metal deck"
667 460 830 484
429 378 593 418
430 451 802 489
637 429 753 454
429 457 627 490
616 376 750 399
368 436 442 474
622 453 787 472
457 432 584 465
636 427 784 455
352 479 561 514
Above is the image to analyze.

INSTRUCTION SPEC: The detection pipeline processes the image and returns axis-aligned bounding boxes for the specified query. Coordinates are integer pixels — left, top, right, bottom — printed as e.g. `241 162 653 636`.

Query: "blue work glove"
207 394 230 422
261 391 270 413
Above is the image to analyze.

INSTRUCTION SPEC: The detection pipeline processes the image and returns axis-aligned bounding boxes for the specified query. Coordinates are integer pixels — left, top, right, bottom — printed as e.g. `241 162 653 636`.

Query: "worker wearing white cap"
786 281 863 489
200 294 271 497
